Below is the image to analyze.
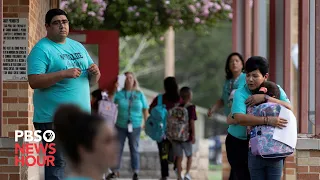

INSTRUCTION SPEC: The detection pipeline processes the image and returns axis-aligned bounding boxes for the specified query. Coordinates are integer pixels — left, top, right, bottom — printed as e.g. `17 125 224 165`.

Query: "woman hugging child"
227 81 285 125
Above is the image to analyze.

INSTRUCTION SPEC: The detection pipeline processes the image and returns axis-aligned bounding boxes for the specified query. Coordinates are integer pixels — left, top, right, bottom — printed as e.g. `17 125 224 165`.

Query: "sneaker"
184 173 192 180
105 172 118 180
132 173 139 180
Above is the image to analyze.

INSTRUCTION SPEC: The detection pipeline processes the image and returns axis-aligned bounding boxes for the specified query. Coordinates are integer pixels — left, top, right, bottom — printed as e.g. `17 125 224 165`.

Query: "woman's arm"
226 113 238 125
233 113 265 126
246 94 292 110
143 109 148 124
267 96 292 110
234 113 288 128
208 99 224 116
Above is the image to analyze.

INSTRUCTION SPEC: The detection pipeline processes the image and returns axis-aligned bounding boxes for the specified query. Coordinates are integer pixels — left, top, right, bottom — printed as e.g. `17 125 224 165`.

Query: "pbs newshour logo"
14 130 56 166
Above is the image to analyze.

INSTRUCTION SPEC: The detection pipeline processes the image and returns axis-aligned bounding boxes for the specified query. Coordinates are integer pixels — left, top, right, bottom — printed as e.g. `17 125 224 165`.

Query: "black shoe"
132 173 139 180
106 172 117 180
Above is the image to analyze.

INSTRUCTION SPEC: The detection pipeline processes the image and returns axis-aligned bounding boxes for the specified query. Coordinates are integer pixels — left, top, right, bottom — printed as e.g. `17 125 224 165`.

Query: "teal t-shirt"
230 84 290 140
114 90 149 128
27 38 94 123
221 73 246 116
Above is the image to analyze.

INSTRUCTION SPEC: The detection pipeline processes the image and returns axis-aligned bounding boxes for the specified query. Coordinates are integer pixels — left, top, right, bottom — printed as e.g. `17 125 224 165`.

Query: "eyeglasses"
51 20 69 26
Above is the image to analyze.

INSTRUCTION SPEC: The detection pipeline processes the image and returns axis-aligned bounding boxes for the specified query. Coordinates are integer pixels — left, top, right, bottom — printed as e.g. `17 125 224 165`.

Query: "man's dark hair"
45 8 67 24
225 52 245 79
245 56 269 76
53 104 104 165
180 86 191 100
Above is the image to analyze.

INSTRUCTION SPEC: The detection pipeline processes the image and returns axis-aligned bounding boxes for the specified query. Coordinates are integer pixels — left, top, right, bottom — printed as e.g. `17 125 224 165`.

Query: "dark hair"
180 86 191 100
53 104 105 165
163 77 180 102
245 56 269 76
255 81 280 99
91 89 103 113
45 8 67 24
225 52 245 79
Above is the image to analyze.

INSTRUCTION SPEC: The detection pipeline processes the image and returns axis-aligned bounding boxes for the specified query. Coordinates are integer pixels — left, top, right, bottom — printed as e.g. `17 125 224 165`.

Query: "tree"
60 0 232 37
136 21 232 108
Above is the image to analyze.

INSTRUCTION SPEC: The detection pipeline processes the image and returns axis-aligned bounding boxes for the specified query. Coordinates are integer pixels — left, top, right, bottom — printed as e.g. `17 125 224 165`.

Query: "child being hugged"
227 81 281 125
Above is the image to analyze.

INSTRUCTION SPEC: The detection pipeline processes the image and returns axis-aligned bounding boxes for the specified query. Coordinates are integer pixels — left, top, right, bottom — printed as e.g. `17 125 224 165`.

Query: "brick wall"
1 0 57 179
296 150 320 180
2 0 50 137
0 148 21 180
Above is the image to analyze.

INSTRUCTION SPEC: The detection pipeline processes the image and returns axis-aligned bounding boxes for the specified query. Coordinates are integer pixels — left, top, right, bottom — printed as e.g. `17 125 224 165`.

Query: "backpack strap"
157 94 163 106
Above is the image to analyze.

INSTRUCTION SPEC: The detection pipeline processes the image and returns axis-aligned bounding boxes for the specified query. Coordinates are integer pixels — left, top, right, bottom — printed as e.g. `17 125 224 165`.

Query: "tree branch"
121 37 148 73
135 64 164 77
178 75 203 87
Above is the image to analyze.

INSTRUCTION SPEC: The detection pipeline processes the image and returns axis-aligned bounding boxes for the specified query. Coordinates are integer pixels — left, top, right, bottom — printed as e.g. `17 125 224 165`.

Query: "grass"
208 164 222 180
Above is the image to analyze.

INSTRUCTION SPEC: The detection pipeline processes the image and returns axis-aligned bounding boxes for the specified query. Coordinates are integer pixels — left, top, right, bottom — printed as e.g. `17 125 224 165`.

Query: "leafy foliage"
60 0 107 30
60 0 232 37
134 22 232 109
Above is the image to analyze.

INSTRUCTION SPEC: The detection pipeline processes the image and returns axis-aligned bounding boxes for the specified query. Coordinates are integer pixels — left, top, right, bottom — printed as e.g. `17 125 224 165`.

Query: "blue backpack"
145 95 168 142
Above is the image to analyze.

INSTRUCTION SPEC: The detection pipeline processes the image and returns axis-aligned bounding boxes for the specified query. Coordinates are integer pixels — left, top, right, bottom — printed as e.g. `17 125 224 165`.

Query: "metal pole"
0 0 3 137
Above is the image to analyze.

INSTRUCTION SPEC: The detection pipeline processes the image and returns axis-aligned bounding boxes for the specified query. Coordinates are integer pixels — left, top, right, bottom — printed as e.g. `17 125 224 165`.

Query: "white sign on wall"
3 18 28 81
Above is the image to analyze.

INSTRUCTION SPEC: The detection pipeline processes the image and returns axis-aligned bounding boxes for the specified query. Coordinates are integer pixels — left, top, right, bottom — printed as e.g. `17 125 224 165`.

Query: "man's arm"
29 72 65 89
89 73 101 86
28 68 81 89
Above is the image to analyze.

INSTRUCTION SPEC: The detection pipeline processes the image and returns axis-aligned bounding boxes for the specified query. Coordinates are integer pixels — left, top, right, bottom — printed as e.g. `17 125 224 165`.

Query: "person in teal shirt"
53 104 118 180
106 72 149 180
207 52 246 180
208 52 246 118
230 56 291 180
27 9 100 180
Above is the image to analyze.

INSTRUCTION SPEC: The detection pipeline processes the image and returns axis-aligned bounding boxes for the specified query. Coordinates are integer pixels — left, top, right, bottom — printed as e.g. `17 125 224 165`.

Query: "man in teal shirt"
27 9 100 180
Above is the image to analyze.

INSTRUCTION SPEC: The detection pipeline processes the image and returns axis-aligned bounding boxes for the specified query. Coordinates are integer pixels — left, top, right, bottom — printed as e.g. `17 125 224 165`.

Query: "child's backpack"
247 102 294 158
166 103 190 142
145 95 168 142
98 92 118 125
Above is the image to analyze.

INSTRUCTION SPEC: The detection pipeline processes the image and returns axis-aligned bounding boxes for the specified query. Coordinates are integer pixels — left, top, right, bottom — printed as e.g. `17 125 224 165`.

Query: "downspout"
0 0 3 137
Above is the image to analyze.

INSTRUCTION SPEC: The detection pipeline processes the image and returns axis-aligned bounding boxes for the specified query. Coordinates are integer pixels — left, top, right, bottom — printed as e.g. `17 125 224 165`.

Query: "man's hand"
62 68 81 78
88 64 100 76
245 94 265 107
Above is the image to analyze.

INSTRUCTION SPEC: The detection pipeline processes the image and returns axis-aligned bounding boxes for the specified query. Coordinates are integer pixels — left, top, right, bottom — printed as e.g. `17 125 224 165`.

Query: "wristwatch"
264 94 270 102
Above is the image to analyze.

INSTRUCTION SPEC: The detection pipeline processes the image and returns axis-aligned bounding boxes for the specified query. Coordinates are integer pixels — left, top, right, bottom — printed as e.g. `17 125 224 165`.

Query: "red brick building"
0 1 59 179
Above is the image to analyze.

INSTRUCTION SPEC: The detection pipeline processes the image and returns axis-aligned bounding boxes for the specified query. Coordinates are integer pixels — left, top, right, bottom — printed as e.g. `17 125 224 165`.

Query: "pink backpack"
247 103 294 158
98 94 118 125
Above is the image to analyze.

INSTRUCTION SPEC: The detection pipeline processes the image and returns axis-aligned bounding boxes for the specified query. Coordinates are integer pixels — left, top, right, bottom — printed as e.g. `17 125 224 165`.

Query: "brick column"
0 0 58 179
2 0 50 137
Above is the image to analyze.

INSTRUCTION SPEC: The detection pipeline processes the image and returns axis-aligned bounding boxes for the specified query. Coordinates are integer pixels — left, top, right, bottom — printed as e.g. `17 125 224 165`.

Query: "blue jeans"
113 125 141 173
34 123 66 180
248 151 284 180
